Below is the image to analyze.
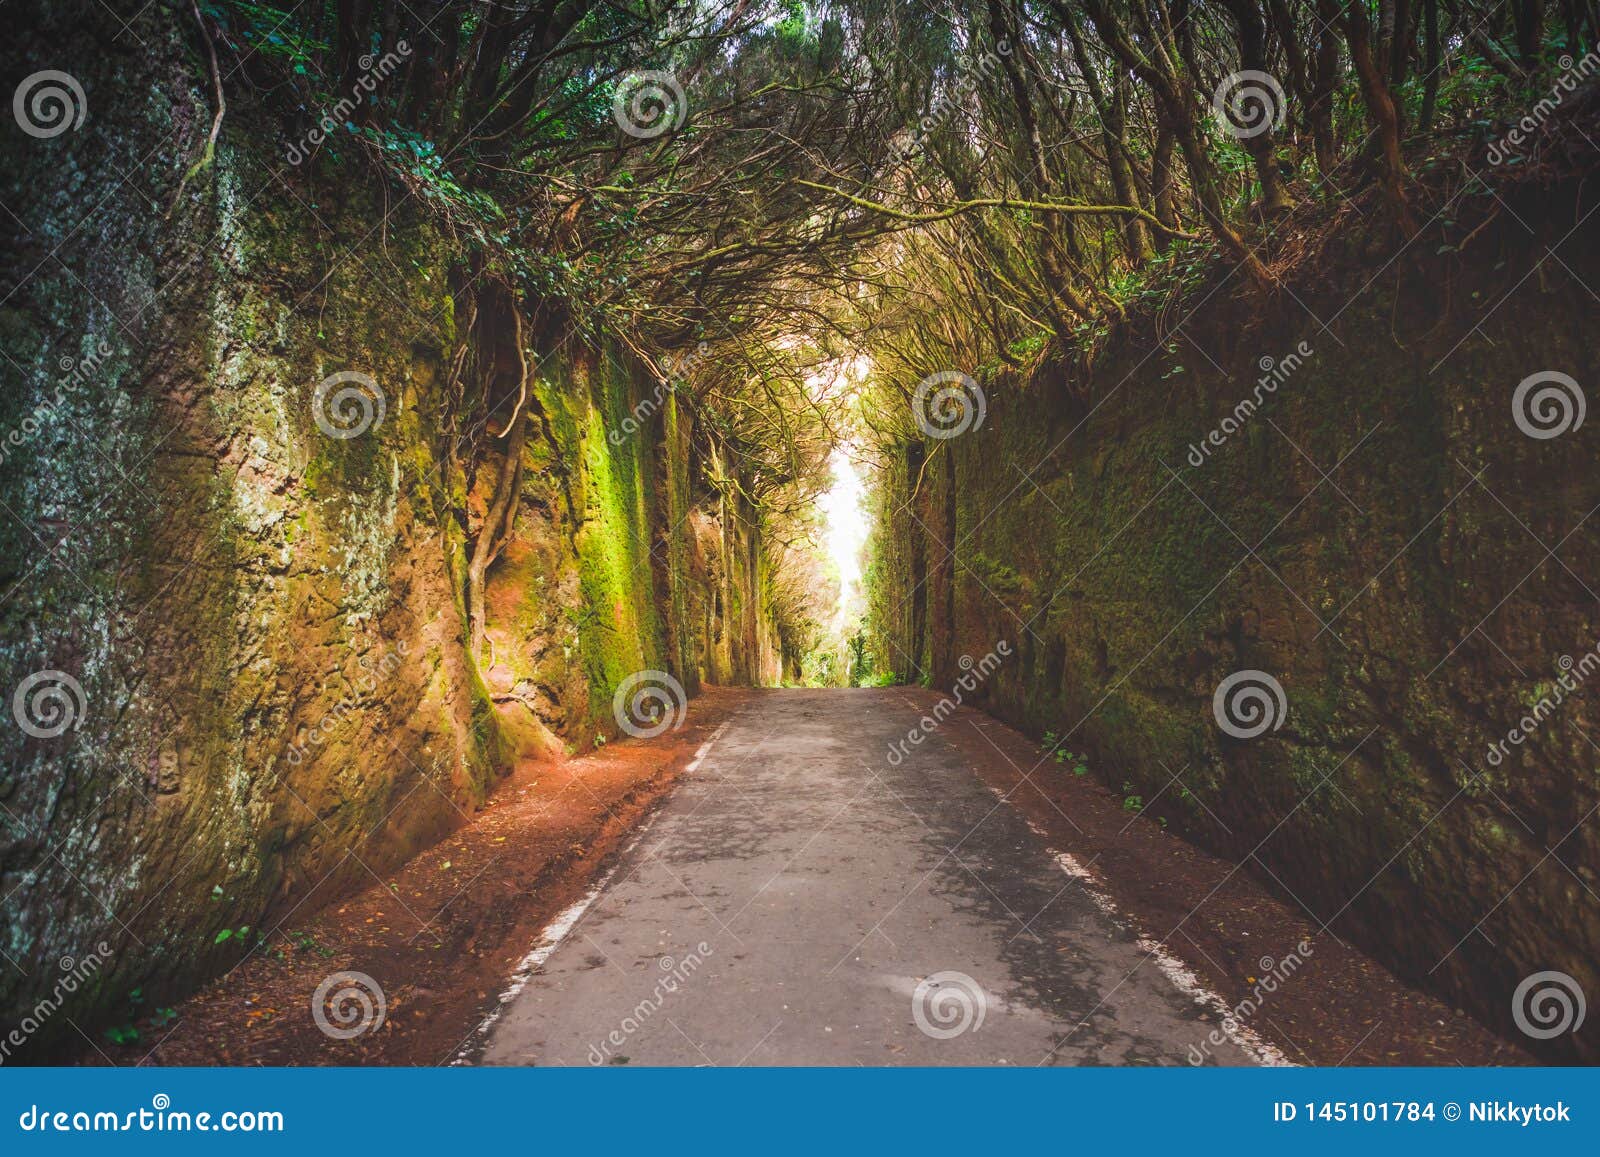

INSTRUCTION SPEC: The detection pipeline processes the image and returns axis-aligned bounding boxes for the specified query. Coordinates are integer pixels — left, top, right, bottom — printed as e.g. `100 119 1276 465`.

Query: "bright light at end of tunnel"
806 356 872 633
819 447 867 628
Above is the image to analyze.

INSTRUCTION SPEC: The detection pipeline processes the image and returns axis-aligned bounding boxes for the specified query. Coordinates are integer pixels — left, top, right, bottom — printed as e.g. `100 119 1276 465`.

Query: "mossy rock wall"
480 348 788 751
867 173 1600 1061
0 3 784 1057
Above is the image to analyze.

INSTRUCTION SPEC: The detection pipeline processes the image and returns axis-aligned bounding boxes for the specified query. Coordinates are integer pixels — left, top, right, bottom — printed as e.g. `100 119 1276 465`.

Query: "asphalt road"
481 688 1257 1066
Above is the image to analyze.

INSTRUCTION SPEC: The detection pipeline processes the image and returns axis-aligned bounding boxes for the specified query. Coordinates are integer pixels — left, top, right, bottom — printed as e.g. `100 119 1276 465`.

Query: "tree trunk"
1420 0 1442 132
1311 0 1342 180
335 0 374 125
1344 0 1417 232
1063 8 1151 263
467 308 530 659
1391 0 1414 89
1514 0 1546 62
1079 0 1270 284
1220 0 1295 217
1152 121 1180 247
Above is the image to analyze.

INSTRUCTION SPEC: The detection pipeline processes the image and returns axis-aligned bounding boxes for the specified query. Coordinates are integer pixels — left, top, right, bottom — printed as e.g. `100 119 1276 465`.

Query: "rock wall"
866 171 1600 1061
0 3 786 1058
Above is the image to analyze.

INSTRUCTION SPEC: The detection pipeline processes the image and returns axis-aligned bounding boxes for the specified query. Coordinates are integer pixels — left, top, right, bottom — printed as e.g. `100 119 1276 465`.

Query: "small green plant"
290 930 334 957
1050 746 1089 776
1121 781 1143 812
104 988 175 1046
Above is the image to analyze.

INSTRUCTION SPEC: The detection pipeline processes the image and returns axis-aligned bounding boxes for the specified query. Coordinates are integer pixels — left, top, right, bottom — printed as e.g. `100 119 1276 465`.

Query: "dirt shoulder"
900 689 1532 1066
106 687 751 1067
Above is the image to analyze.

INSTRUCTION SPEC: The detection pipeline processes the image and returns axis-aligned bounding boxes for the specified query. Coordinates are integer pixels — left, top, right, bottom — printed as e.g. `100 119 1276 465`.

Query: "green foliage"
290 931 335 958
205 1 328 70
361 127 506 234
1040 732 1090 776
103 989 174 1047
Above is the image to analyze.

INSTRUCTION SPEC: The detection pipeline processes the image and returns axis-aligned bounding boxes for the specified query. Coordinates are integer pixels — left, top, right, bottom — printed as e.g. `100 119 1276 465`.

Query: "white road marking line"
980 782 1293 1067
456 721 730 1063
683 722 730 774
